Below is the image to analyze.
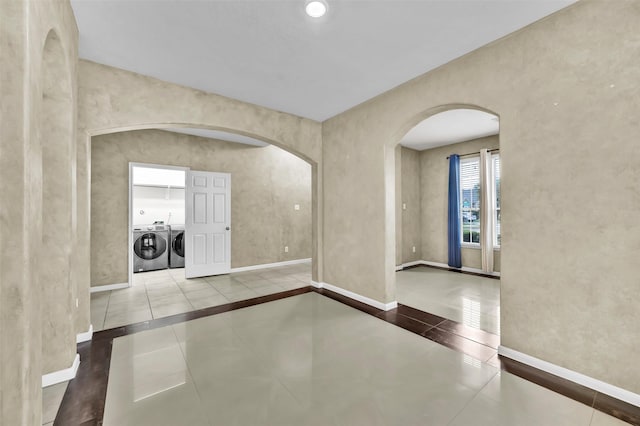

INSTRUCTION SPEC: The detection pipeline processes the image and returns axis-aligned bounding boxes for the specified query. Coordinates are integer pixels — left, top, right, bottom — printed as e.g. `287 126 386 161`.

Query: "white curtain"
479 149 494 273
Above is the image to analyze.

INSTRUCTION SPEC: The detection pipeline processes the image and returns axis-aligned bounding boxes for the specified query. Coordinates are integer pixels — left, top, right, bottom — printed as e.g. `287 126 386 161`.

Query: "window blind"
460 157 480 244
492 154 501 246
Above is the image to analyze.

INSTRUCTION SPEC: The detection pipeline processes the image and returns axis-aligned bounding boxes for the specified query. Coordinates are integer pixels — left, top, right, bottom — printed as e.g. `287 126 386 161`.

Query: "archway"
387 104 502 335
85 124 321 328
39 30 76 375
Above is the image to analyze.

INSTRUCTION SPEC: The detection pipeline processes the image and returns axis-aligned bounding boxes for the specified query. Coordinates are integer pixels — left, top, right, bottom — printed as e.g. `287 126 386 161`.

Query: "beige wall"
0 0 78 424
399 147 422 264
323 0 640 394
419 136 500 271
91 130 311 286
77 60 324 324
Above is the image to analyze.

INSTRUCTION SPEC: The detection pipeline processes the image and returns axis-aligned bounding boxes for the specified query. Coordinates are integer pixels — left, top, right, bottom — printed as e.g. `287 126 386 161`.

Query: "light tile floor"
103 293 625 426
397 266 501 335
91 262 311 331
42 381 68 425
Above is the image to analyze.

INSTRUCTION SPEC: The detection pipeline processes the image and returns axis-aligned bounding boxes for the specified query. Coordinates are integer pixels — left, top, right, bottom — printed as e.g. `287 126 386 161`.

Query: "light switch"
402 203 407 210
294 204 300 210
284 246 289 253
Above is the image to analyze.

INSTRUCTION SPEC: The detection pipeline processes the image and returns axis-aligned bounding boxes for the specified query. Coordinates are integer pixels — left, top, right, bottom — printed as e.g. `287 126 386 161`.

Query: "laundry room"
131 164 186 276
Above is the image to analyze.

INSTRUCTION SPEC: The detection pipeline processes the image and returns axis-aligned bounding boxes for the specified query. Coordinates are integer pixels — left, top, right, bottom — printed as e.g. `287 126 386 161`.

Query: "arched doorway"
389 104 502 335
86 125 320 329
36 30 76 377
75 67 324 332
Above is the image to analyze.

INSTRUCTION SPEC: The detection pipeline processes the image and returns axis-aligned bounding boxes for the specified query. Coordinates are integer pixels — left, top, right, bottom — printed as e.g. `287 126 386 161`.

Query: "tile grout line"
142 276 155 320
168 324 215 426
444 368 501 426
101 290 112 332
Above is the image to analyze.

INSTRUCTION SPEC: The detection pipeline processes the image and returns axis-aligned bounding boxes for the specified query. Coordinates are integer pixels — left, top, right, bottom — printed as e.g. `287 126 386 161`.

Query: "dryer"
169 225 185 269
133 224 169 273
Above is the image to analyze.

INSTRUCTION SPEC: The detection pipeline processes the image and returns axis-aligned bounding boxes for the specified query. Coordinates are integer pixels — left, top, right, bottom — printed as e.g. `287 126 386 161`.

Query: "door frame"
128 162 190 288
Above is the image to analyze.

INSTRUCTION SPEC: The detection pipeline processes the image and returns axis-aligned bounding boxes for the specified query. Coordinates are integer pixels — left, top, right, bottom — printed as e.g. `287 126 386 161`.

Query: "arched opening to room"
392 106 502 337
87 126 317 330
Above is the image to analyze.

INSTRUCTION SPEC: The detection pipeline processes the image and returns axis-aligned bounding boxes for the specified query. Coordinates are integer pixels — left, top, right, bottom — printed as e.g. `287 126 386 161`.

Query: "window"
492 154 501 247
460 157 480 245
459 153 501 248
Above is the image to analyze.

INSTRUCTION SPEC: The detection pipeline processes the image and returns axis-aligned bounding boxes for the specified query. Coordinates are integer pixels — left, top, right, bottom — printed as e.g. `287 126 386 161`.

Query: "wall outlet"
412 246 416 253
284 246 289 253
402 203 407 210
294 204 300 211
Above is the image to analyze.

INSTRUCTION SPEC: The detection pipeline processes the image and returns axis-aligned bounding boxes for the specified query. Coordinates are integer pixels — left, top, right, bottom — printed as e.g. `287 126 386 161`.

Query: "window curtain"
479 149 494 273
447 155 462 268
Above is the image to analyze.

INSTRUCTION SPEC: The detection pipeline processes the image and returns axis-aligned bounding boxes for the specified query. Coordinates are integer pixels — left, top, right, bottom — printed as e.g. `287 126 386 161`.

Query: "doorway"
394 107 501 336
129 163 189 287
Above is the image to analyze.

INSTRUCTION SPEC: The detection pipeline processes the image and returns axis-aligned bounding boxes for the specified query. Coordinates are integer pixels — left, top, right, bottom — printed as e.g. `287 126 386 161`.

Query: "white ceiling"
71 0 576 122
400 109 499 151
163 128 268 147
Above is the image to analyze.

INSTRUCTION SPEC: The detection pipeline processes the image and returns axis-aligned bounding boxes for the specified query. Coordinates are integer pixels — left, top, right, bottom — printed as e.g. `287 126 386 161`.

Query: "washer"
133 225 169 273
169 225 185 269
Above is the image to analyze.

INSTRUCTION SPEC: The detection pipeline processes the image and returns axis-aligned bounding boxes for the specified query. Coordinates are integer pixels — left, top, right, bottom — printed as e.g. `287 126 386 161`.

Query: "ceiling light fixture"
305 0 327 18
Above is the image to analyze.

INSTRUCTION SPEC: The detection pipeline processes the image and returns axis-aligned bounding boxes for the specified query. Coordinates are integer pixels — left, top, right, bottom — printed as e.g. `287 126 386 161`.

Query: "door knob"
226 226 230 231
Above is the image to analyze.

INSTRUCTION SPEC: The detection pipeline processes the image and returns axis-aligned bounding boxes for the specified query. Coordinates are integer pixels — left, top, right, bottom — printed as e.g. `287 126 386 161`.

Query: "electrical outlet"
412 246 416 253
284 246 289 253
294 204 300 211
402 203 407 210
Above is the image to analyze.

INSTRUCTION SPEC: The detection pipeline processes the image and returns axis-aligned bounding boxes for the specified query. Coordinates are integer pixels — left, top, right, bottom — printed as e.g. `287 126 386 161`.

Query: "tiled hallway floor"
90 261 311 331
396 266 501 335
102 292 626 426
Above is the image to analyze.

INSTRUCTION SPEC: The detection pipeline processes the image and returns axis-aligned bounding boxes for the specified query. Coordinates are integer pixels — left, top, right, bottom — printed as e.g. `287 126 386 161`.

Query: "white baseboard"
42 353 80 388
230 258 311 273
397 260 423 270
498 346 640 408
312 281 397 311
399 260 501 277
76 324 93 343
90 282 129 293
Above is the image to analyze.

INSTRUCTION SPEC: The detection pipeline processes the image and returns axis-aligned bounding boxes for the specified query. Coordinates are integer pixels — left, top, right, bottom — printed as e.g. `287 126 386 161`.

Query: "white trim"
411 260 501 277
312 281 397 311
76 324 93 343
460 245 502 252
42 353 80 388
461 243 481 250
498 346 640 408
230 258 311 273
90 282 129 293
396 260 422 271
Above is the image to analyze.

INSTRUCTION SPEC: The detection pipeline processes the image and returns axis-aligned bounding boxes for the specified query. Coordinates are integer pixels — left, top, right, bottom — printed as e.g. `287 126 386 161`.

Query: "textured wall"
419 136 500 271
400 147 422 264
91 130 311 286
394 146 403 265
323 0 640 393
0 0 78 424
77 60 323 321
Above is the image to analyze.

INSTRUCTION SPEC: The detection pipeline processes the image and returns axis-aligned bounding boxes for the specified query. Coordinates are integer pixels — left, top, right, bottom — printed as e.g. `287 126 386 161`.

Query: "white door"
185 171 231 278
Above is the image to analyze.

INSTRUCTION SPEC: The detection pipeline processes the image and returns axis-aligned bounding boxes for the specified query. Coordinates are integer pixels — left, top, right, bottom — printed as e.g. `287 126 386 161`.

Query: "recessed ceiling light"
305 1 327 18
